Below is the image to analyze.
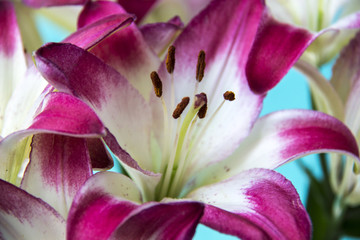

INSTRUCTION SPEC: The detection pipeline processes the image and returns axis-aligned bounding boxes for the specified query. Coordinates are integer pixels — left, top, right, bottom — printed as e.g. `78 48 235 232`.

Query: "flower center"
150 46 235 200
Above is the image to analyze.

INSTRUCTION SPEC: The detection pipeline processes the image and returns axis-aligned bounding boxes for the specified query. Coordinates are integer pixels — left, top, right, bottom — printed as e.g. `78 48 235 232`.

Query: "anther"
172 97 190 119
196 50 206 82
198 103 208 119
150 71 163 97
166 45 176 74
223 91 235 101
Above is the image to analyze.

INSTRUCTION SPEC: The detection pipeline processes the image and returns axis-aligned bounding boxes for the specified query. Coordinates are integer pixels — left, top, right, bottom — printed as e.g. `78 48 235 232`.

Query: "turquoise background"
36 15 350 239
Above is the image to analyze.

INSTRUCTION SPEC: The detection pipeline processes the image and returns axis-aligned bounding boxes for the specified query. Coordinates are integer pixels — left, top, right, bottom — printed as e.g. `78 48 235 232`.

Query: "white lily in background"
301 32 360 206
33 0 360 238
266 0 360 66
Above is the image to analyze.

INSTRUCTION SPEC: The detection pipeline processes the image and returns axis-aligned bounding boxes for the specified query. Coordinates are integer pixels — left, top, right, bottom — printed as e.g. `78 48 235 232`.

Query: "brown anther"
198 103 208 119
166 45 176 74
196 50 206 82
150 71 163 97
223 91 235 101
172 97 190 119
194 92 207 109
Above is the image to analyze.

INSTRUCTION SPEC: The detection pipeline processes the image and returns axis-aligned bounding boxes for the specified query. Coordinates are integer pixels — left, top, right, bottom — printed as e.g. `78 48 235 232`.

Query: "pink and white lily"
266 0 360 66
33 0 360 238
0 0 134 186
0 9 138 237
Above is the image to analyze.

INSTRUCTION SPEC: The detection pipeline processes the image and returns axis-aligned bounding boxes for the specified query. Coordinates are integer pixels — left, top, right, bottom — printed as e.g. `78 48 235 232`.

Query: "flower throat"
150 46 235 200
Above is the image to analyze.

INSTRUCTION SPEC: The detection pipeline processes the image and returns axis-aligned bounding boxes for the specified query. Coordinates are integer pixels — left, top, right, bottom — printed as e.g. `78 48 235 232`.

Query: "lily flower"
266 0 360 66
298 32 360 207
34 0 360 238
0 0 135 186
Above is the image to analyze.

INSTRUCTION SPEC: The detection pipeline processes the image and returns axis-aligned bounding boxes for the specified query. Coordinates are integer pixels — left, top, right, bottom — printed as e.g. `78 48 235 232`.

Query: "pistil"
151 46 236 199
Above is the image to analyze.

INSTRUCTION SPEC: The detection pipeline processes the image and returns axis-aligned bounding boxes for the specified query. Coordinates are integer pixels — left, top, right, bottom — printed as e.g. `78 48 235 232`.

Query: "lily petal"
1 65 48 137
246 10 360 95
310 11 360 65
110 201 204 240
246 12 313 94
0 1 27 132
23 0 86 8
67 171 142 240
186 109 359 191
67 171 204 240
331 31 360 132
140 16 184 56
117 0 157 22
21 134 92 218
78 0 161 100
35 43 161 199
188 168 311 240
294 60 344 120
0 179 65 240
157 0 265 169
86 138 113 169
63 13 134 50
0 92 105 184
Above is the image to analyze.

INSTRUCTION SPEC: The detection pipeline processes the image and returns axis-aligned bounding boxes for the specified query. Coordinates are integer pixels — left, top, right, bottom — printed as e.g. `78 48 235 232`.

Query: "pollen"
198 103 208 119
196 50 206 82
172 97 190 119
223 91 235 101
166 45 176 74
150 71 163 97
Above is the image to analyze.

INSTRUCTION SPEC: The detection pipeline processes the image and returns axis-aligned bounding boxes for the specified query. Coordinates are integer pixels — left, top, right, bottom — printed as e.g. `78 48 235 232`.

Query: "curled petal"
63 13 135 50
188 169 311 240
186 109 359 191
246 11 360 94
0 179 65 240
246 12 313 94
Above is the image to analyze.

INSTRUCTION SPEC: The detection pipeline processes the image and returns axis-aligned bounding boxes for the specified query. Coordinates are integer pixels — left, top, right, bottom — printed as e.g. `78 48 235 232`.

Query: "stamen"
150 71 163 97
172 97 190 119
166 45 176 74
223 91 235 101
196 50 206 82
198 104 208 119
